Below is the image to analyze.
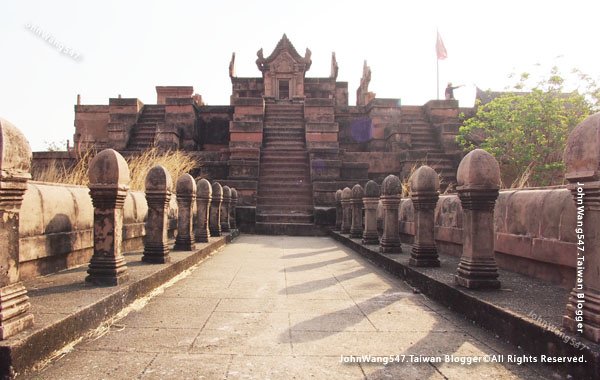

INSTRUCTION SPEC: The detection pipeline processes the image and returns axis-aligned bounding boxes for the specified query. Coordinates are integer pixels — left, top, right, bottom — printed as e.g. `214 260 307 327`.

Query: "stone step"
256 194 312 206
260 161 308 168
253 222 326 236
256 204 313 212
255 213 314 224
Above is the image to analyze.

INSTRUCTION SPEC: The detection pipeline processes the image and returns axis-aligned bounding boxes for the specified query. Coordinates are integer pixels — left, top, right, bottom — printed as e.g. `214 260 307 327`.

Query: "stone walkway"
30 235 559 379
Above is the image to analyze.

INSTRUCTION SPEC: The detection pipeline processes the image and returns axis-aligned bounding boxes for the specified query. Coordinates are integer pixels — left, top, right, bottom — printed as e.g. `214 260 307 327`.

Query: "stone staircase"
402 106 458 188
256 103 316 233
126 105 165 151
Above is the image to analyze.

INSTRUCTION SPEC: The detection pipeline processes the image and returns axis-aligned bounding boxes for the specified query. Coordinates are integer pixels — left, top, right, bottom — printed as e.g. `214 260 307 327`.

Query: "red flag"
436 31 447 60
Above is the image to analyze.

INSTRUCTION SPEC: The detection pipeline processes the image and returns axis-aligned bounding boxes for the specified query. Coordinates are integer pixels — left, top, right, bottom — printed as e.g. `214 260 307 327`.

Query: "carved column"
362 180 380 245
334 189 343 231
350 184 365 238
221 185 231 233
0 119 34 338
380 175 402 254
230 188 238 230
562 113 600 342
174 173 196 251
409 166 440 267
195 179 212 243
143 165 172 264
209 182 223 237
340 187 352 234
455 149 501 289
86 149 130 286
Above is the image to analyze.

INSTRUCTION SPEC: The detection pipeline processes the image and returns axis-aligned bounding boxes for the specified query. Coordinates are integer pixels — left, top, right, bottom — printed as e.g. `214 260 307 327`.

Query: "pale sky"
1 1 599 151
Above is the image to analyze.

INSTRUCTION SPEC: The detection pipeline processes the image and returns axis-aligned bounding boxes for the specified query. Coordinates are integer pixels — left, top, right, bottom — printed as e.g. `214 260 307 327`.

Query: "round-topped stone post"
87 148 130 286
362 180 380 245
340 187 352 234
143 165 173 263
210 182 223 237
0 119 34 338
230 188 238 230
221 185 231 233
334 189 343 231
562 113 600 342
195 179 212 243
380 175 402 254
455 149 501 289
409 165 440 267
350 184 365 238
174 173 196 251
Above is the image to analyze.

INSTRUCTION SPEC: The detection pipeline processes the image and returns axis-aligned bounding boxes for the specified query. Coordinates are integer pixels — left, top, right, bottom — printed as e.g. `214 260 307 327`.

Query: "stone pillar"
455 149 501 289
562 113 600 342
86 149 130 286
362 180 380 245
221 185 231 233
195 179 212 243
409 166 440 267
0 119 34 338
143 165 172 264
230 188 238 230
350 184 365 238
340 187 352 234
380 175 402 254
210 182 223 237
174 173 196 251
334 189 343 231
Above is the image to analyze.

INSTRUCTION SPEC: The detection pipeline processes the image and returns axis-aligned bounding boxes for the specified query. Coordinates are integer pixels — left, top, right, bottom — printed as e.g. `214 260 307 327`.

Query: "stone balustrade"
86 148 131 285
350 184 364 238
174 174 196 251
340 187 352 234
196 179 212 242
408 165 440 267
379 174 401 254
221 185 231 233
362 180 380 245
210 182 223 237
143 165 173 264
0 118 34 339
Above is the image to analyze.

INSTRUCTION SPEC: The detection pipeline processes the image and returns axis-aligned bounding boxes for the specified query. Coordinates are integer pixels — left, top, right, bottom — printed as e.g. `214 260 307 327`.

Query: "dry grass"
33 147 198 191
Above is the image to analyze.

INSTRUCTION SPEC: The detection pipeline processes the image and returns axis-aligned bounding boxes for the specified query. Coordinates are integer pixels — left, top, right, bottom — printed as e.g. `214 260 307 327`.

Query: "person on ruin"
445 82 463 100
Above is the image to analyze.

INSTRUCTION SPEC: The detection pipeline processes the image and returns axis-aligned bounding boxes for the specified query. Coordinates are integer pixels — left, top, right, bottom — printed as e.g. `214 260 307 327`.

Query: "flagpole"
436 57 439 100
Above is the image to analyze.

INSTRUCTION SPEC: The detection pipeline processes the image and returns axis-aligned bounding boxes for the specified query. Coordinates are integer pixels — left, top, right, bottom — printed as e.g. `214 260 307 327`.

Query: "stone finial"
364 180 380 198
455 149 501 289
350 184 365 238
0 118 34 338
562 112 600 342
195 179 212 243
88 149 130 190
456 149 501 190
340 187 352 234
410 166 440 193
408 166 440 267
86 149 130 286
143 165 172 264
221 185 232 232
380 175 402 254
334 189 343 231
0 118 32 183
174 174 196 251
362 180 380 245
564 112 600 181
230 187 238 230
210 182 223 237
381 174 401 196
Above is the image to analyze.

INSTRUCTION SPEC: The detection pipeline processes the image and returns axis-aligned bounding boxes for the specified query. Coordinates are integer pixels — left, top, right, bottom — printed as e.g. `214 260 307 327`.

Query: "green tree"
457 66 598 187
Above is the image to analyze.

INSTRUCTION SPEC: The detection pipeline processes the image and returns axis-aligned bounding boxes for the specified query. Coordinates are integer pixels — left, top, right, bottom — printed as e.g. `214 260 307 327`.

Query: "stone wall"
18 181 178 280
397 188 577 287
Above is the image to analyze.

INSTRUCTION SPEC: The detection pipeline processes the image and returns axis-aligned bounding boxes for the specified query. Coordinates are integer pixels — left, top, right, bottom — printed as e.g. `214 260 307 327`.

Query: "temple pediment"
256 34 312 74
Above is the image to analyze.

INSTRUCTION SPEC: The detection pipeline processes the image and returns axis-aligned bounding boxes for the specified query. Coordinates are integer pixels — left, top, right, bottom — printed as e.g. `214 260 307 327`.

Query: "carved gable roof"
256 34 312 73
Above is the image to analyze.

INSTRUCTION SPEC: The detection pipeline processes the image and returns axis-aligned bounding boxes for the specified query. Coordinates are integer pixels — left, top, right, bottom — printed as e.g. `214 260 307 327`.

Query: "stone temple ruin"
0 35 598 378
69 34 465 234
